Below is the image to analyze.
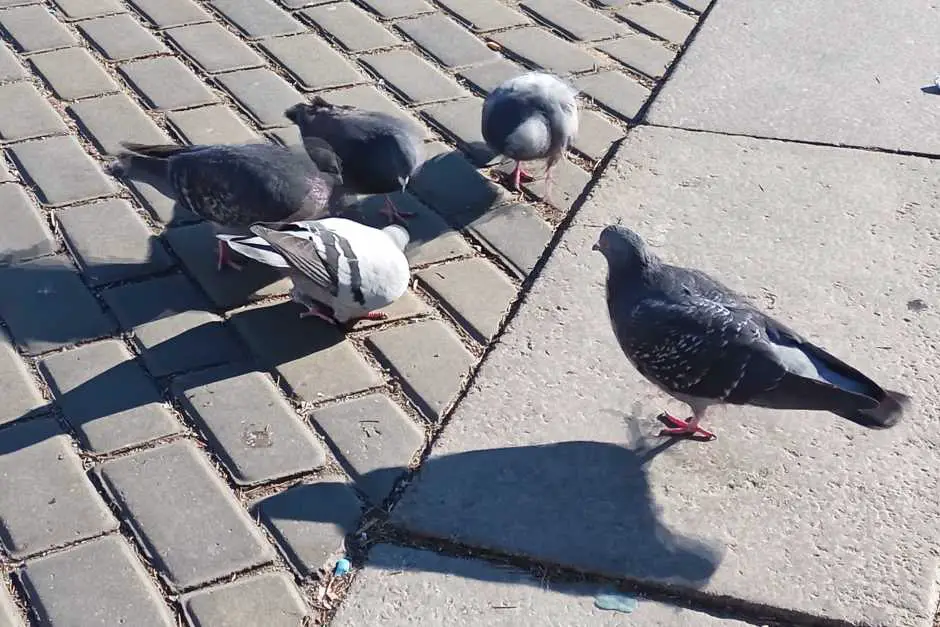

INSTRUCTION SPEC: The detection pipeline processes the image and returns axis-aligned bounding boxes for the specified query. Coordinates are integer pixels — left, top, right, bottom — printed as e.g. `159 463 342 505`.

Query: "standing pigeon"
482 71 579 194
109 142 339 271
593 224 908 440
218 218 411 326
285 98 423 226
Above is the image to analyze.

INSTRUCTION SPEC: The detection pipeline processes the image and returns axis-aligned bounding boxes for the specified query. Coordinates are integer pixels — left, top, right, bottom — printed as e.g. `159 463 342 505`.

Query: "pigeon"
593 224 909 441
481 71 579 194
285 97 423 226
109 142 339 271
218 218 411 326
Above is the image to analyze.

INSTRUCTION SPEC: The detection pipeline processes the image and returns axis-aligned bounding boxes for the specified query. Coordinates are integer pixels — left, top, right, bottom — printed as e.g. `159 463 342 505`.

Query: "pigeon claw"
380 195 414 225
299 307 339 325
506 162 534 191
216 240 243 272
657 412 716 441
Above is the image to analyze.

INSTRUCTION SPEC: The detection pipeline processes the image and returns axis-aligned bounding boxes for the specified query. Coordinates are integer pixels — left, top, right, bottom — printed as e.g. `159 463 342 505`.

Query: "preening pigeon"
285 98 423 226
482 71 579 194
218 218 411 326
593 225 909 441
109 142 339 271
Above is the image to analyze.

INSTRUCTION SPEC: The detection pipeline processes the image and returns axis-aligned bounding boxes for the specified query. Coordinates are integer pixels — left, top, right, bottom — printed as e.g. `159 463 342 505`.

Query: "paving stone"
279 0 333 7
53 0 123 20
302 2 399 53
396 13 496 69
69 93 170 156
209 0 304 39
102 274 245 376
618 2 696 45
174 364 327 486
9 136 115 206
0 418 117 558
128 0 212 28
521 0 625 41
78 13 168 61
217 68 304 129
0 44 26 81
164 222 289 309
348 290 430 331
360 49 466 104
320 84 424 132
267 125 301 147
181 572 308 627
456 59 528 95
19 536 175 627
0 5 77 53
355 0 434 19
0 82 66 141
253 480 363 576
260 34 363 91
167 105 260 144
421 98 495 166
167 22 264 74
335 544 750 626
575 70 650 121
417 258 516 344
121 57 218 111
126 176 200 226
57 198 173 285
97 440 275 591
0 255 115 356
0 184 56 265
571 108 623 160
518 157 592 212
0 580 22 627
466 202 553 279
365 320 474 421
229 300 383 403
30 47 119 100
673 0 711 12
436 0 529 32
408 142 506 223
491 27 600 75
311 393 424 504
598 32 676 79
0 330 46 427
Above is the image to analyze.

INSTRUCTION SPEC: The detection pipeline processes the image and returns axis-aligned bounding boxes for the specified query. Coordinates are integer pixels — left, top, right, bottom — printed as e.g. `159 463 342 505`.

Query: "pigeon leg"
507 162 534 191
360 311 388 321
658 410 716 441
299 306 339 325
379 195 415 225
216 240 243 272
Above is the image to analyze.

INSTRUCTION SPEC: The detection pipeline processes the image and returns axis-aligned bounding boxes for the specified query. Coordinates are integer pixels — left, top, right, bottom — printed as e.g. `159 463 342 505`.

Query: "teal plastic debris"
594 591 638 614
334 558 351 576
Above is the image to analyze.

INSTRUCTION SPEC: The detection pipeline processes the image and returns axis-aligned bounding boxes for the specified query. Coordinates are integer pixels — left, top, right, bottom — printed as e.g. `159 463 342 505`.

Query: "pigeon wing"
249 224 339 296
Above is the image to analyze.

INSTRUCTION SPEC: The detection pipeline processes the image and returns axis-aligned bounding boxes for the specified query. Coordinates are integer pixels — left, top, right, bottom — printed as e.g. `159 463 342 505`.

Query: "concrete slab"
392 127 940 626
333 544 751 626
647 0 940 154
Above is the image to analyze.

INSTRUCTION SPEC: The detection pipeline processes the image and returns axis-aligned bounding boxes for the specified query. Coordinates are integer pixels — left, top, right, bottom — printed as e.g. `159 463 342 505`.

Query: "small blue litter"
334 558 351 576
594 591 638 614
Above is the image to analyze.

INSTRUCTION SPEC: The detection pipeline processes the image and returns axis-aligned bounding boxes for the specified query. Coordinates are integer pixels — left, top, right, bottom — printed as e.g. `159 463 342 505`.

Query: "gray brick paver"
30 47 120 100
302 2 400 53
69 93 171 156
216 68 305 128
396 13 497 69
127 0 213 28
490 27 600 75
181 572 309 627
167 104 261 144
77 13 169 61
0 183 56 265
0 82 67 141
407 142 506 222
53 0 124 20
0 5 78 53
618 2 697 45
575 70 652 121
0 44 27 81
598 33 677 79
209 0 305 40
521 0 626 41
420 97 497 166
0 329 46 427
466 202 553 279
121 56 219 110
436 0 529 32
9 136 115 206
355 0 434 19
167 22 265 73
260 33 363 91
360 49 466 104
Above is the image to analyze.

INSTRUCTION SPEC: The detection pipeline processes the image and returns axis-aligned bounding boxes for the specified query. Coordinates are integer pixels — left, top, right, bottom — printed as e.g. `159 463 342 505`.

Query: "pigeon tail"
842 390 909 429
110 142 194 178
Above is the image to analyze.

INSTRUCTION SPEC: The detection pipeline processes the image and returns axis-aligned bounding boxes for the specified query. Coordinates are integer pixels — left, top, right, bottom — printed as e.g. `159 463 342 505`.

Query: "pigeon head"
382 224 410 251
285 98 355 125
592 225 654 272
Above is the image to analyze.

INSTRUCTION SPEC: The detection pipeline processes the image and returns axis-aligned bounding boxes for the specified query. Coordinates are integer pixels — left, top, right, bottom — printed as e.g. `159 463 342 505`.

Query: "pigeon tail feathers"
110 142 196 178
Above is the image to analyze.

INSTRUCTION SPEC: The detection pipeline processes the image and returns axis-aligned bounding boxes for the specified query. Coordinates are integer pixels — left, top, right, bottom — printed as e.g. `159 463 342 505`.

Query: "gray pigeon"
218 217 411 326
109 142 339 271
593 225 908 440
482 71 579 194
285 97 423 226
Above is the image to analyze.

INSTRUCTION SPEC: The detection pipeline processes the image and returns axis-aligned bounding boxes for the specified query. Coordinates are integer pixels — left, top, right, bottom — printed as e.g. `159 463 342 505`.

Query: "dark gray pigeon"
109 142 339 271
593 224 909 441
285 97 423 226
482 71 578 194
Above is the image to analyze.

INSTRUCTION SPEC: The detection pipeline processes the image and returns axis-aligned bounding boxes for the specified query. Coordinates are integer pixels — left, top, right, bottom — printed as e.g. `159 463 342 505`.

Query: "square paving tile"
0 82 67 141
30 47 119 100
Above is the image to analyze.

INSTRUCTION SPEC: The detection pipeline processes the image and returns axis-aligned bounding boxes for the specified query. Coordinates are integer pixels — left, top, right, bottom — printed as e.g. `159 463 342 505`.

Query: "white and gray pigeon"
109 142 339 271
593 224 909 441
481 71 579 194
218 218 411 326
285 97 423 226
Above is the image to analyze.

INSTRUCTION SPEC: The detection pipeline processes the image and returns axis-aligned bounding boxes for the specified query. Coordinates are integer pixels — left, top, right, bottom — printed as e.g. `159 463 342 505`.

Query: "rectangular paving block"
69 93 170 156
0 82 67 141
126 176 200 226
30 47 120 100
420 97 496 166
209 0 304 39
78 13 169 61
173 364 327 486
260 34 363 91
0 183 56 265
9 136 115 206
311 393 424 504
0 44 27 81
38 339 182 453
436 0 529 32
53 0 124 20
253 480 363 576
598 32 676 79
0 255 115 356
0 5 78 53
96 440 275 591
365 320 474 421
0 418 117 559
167 104 260 144
417 258 516 344
355 0 434 19
466 202 552 279
167 22 265 73
360 49 466 104
456 59 528 95
217 68 304 129
102 274 245 376
618 2 696 45
521 0 625 41
674 0 712 11
320 84 424 131
491 27 600 75
56 198 173 285
229 300 383 403
396 13 496 69
302 2 399 53
408 142 506 222
571 108 624 161
575 70 651 121
128 0 212 28
517 157 591 212
0 330 46 427
121 57 218 110
181 572 308 627
19 536 174 627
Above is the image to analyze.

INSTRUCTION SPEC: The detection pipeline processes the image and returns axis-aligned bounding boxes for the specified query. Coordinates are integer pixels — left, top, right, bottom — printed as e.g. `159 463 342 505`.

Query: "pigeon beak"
591 242 601 252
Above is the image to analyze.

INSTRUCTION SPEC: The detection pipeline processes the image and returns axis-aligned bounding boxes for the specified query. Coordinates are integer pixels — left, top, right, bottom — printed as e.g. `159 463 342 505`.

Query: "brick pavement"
0 0 713 624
